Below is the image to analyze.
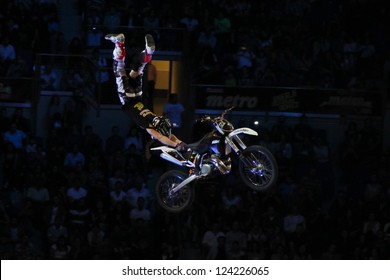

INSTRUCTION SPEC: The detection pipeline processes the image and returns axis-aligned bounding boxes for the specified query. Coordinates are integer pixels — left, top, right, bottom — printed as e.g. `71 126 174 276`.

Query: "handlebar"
200 107 234 122
222 106 234 118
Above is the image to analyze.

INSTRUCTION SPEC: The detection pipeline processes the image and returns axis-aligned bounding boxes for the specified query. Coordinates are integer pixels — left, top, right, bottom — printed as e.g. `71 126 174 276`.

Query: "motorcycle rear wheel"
155 170 194 213
238 145 278 191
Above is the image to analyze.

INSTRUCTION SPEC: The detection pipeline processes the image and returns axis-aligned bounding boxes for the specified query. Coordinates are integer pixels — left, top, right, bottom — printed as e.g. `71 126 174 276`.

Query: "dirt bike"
151 107 278 213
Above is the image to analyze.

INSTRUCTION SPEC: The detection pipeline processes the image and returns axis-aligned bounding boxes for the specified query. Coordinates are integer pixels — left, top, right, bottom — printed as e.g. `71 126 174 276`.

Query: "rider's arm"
169 134 181 144
146 128 181 147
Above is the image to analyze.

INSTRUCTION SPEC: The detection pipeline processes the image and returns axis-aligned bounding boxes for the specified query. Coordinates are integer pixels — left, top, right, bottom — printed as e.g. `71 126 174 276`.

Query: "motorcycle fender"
228 127 258 138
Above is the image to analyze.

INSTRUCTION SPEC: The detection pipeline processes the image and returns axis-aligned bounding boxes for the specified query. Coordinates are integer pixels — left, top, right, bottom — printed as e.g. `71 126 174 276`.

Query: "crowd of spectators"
0 0 101 100
1 0 388 100
0 106 390 260
0 0 390 260
0 0 62 77
79 0 388 91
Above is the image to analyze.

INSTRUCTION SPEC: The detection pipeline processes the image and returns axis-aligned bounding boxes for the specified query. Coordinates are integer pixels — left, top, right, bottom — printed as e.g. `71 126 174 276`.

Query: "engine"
199 154 232 176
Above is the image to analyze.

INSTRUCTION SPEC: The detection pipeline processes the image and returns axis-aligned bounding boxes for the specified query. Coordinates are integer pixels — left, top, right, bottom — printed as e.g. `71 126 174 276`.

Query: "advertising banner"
194 86 384 116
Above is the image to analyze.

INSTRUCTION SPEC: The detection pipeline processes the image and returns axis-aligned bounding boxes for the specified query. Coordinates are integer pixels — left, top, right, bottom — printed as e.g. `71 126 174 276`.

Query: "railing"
33 53 104 110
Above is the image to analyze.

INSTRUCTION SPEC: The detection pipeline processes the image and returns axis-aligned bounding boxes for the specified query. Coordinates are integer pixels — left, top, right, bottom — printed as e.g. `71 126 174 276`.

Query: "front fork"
225 134 247 155
225 135 258 170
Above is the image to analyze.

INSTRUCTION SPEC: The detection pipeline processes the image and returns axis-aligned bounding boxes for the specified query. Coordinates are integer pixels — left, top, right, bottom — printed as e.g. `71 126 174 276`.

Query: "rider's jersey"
123 100 172 137
123 100 156 129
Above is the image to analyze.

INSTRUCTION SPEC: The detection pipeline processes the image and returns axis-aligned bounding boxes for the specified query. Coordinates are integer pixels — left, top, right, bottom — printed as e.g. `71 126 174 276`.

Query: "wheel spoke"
243 150 275 188
157 172 192 212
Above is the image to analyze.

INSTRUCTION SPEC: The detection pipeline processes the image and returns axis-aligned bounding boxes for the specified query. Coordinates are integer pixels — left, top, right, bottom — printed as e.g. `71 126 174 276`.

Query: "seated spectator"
40 65 60 90
87 223 105 250
283 205 306 234
14 234 37 260
126 174 151 209
213 11 231 51
124 126 144 152
47 216 68 245
197 28 217 49
224 67 237 87
103 6 121 31
272 132 293 169
81 125 103 158
362 212 381 237
108 169 125 191
109 180 127 205
50 236 71 259
179 8 199 32
3 123 27 151
143 9 160 31
237 66 254 86
235 44 256 71
278 174 298 206
63 144 86 171
25 179 50 205
225 220 247 252
45 195 67 226
221 186 242 210
105 125 125 157
201 222 225 260
129 196 151 223
107 150 126 176
68 198 91 230
0 36 16 76
214 234 228 260
66 177 88 203
163 94 185 134
124 143 145 174
90 199 109 231
227 240 246 260
91 47 110 86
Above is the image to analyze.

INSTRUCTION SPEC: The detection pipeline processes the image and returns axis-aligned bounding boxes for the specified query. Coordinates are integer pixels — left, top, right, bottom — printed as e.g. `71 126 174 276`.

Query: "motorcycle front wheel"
238 145 278 192
155 170 194 213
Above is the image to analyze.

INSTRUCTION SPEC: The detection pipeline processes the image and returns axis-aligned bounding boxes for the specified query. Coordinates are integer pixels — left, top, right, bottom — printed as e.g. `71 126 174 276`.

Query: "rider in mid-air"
105 33 187 151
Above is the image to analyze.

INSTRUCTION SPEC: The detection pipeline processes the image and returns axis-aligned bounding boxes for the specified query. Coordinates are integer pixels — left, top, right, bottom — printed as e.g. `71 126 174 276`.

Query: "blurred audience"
0 0 389 261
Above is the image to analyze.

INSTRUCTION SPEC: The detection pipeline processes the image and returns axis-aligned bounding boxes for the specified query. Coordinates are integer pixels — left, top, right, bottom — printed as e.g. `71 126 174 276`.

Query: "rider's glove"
175 141 188 152
152 116 172 137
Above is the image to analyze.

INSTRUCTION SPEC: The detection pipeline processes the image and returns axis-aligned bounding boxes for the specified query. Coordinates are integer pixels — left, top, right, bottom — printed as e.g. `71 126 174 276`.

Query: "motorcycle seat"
186 132 214 154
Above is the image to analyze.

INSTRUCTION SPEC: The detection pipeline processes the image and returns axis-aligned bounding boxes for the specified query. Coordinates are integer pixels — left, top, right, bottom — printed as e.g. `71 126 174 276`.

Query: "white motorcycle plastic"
152 108 278 213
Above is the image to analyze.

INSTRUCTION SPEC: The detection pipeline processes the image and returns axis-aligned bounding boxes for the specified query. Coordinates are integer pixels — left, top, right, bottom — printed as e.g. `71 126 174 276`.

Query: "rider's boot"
132 34 156 75
142 34 155 67
145 34 155 55
105 33 125 44
105 33 126 61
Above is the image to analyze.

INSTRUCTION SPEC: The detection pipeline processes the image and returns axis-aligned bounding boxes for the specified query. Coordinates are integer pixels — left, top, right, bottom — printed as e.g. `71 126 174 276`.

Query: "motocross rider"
105 33 187 151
